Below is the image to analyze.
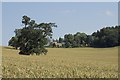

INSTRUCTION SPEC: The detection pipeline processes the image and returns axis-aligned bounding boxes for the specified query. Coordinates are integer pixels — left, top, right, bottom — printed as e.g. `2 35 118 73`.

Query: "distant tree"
72 40 78 47
86 35 93 47
91 26 119 47
58 37 64 43
73 32 87 47
63 26 119 48
65 42 71 48
117 26 120 45
64 34 74 48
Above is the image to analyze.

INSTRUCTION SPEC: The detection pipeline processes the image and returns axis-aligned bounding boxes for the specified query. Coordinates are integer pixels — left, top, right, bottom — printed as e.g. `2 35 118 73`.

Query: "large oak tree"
9 15 57 55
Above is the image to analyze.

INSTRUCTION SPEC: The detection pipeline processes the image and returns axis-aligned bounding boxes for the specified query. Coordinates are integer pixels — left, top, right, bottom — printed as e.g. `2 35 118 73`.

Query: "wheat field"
1 46 118 78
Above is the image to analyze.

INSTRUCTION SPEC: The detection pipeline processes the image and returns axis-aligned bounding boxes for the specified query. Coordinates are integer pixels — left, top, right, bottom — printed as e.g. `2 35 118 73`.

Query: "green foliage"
22 15 30 27
58 37 64 43
63 26 119 48
64 34 73 48
91 26 119 47
8 37 18 49
9 15 57 55
64 33 87 48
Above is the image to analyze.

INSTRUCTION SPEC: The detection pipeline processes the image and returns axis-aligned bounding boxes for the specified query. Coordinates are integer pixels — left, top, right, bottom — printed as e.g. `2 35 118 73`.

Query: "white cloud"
105 10 113 16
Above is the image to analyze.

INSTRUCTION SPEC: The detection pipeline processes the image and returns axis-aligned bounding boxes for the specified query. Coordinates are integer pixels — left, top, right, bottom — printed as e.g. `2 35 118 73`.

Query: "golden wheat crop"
2 46 118 78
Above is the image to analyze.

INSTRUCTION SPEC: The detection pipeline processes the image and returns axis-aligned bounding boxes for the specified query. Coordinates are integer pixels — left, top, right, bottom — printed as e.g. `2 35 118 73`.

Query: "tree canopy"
91 26 119 48
9 15 57 55
58 26 120 48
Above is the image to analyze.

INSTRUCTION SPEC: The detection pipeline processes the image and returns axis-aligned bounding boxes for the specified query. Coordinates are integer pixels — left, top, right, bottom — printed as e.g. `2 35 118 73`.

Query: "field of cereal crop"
2 46 118 78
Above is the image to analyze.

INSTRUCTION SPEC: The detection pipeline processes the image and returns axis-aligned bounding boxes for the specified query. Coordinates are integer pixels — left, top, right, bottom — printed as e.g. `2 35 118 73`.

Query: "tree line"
55 26 119 48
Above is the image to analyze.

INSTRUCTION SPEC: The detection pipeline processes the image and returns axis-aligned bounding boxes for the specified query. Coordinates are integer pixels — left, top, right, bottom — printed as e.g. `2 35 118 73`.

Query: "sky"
1 0 119 2
2 2 118 46
0 2 2 46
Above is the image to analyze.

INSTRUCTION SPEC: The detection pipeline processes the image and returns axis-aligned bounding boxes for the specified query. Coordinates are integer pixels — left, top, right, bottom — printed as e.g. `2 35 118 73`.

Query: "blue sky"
0 2 2 46
2 2 118 46
1 0 119 2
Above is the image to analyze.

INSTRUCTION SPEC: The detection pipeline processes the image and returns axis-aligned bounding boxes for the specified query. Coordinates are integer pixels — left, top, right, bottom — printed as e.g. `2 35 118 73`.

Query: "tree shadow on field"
3 46 17 50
